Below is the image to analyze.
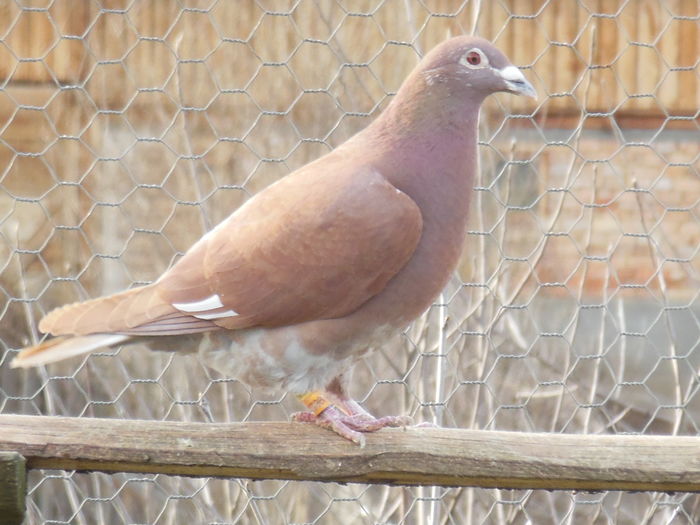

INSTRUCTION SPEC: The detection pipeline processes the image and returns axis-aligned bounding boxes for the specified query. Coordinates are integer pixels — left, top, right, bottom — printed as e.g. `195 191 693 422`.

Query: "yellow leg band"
298 391 332 416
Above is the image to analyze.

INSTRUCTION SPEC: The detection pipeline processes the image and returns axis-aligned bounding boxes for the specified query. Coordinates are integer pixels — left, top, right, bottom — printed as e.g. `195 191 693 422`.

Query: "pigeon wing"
156 162 423 330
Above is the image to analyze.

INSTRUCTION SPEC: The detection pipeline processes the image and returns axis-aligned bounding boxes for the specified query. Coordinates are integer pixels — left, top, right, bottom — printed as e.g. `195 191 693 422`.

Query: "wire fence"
0 0 699 523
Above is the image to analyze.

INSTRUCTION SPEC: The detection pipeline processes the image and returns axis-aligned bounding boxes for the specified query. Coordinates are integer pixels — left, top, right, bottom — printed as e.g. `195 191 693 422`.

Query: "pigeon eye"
466 51 481 65
461 49 488 69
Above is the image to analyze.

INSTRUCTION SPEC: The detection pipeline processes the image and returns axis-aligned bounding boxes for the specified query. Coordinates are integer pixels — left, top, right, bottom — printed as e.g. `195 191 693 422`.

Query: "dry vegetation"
0 1 699 523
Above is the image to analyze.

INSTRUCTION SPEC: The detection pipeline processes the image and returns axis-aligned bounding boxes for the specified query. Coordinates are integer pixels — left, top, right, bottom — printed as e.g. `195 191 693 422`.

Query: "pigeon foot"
293 391 411 446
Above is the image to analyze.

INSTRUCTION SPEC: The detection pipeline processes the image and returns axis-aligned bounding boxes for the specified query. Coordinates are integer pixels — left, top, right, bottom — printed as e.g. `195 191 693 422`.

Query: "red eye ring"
466 51 481 66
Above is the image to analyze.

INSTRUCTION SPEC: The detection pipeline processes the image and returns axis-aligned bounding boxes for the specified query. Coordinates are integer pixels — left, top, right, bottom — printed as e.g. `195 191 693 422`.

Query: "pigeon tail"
39 285 178 336
11 333 130 368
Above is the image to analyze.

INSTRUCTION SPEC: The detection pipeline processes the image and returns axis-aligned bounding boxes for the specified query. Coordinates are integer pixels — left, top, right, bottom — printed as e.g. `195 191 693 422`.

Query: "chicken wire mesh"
0 0 699 523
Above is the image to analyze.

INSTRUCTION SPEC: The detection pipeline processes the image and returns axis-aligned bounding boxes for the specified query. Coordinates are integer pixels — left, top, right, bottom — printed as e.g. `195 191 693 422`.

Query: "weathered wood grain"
0 451 26 525
0 414 698 492
1 1 697 117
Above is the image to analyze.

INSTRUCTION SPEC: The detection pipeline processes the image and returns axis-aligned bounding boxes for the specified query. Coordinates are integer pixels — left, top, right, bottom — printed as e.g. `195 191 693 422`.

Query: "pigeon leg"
293 391 367 445
293 384 412 446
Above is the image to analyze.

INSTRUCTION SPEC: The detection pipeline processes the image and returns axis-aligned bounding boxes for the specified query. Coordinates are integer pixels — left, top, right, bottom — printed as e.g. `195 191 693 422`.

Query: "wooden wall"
0 0 697 118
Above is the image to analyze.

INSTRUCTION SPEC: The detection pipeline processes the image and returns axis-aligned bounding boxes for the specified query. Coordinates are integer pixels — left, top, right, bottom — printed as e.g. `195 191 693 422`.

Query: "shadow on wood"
0 414 698 493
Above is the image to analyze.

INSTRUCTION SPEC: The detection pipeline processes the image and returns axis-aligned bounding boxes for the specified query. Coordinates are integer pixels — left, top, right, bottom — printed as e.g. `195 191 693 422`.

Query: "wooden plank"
0 414 699 492
657 0 681 111
509 0 539 114
635 0 661 111
48 1 94 84
590 0 622 112
676 0 699 113
548 0 581 112
617 1 638 111
0 0 695 121
0 452 26 525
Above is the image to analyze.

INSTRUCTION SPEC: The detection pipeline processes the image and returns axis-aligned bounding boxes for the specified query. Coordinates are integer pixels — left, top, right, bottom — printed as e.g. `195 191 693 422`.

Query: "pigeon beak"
498 66 537 99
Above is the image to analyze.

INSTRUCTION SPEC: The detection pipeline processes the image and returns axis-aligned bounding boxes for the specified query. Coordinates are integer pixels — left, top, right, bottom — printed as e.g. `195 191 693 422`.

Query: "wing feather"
157 162 423 329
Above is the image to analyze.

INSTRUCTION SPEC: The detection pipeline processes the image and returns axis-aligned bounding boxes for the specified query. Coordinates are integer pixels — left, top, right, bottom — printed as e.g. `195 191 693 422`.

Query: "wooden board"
0 414 698 492
0 1 696 117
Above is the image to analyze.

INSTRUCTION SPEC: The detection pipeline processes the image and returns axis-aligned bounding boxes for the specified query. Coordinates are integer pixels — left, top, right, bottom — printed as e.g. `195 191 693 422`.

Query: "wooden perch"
1 414 699 492
0 451 25 525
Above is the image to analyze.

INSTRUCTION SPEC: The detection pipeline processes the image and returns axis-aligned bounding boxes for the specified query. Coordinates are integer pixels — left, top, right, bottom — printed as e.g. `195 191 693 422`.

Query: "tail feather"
39 285 176 336
16 284 221 368
11 334 129 368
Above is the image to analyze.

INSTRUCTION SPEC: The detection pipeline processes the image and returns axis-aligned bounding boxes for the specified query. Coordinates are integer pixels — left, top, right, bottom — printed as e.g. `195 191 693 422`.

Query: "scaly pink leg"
292 390 412 447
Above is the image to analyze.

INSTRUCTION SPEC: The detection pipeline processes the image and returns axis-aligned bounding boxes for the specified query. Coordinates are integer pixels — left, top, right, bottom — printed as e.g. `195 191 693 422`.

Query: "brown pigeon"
12 36 535 445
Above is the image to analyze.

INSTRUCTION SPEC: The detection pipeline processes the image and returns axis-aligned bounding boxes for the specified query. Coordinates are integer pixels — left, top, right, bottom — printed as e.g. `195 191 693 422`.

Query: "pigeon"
12 36 535 445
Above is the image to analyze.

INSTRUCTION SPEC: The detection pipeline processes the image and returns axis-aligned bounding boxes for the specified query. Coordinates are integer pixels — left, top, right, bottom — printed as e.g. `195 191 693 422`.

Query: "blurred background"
0 0 699 523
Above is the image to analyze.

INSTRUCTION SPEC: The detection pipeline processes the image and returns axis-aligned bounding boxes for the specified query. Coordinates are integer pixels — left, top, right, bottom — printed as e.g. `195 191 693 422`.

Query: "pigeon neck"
375 69 485 146
365 72 483 198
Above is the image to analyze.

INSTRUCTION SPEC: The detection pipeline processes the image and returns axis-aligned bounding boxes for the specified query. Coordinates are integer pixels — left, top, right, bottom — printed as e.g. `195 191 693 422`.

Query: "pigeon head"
416 36 536 102
374 36 536 136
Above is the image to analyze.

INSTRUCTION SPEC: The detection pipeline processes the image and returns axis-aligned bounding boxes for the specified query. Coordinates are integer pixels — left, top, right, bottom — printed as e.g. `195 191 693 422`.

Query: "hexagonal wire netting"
0 0 699 523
